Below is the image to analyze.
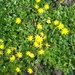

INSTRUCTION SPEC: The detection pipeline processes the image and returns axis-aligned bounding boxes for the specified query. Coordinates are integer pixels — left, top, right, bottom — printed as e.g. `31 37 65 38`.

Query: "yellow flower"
45 43 50 48
7 47 16 54
37 23 42 29
0 44 4 50
33 42 39 47
39 43 43 48
29 53 34 58
43 35 47 40
27 35 33 41
0 51 3 55
44 4 49 10
40 32 44 37
26 51 34 58
58 23 64 30
16 67 21 72
9 46 16 51
54 20 59 25
34 4 39 9
16 52 22 58
46 19 51 24
15 18 21 24
27 68 33 74
61 28 69 35
38 8 43 14
26 51 31 56
38 49 44 55
64 62 68 66
0 39 3 43
35 0 41 3
35 35 43 43
60 0 64 4
10 55 15 62
7 49 11 54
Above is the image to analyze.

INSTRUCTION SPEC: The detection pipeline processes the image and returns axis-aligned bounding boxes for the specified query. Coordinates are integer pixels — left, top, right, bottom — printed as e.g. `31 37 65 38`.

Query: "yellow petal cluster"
45 43 50 48
35 35 43 43
27 35 33 41
44 4 49 10
16 67 21 72
33 42 43 48
0 51 3 55
40 32 44 37
53 21 69 35
15 18 21 24
0 44 4 50
61 28 69 35
54 20 59 25
16 52 22 58
7 49 11 54
26 51 34 58
38 8 44 14
33 42 39 47
46 19 51 24
0 39 3 43
27 68 33 74
26 51 31 55
9 46 16 51
33 34 47 48
37 23 42 29
34 4 39 9
35 0 41 3
7 46 16 54
60 0 64 4
38 49 44 55
10 55 16 62
58 23 64 30
0 39 4 50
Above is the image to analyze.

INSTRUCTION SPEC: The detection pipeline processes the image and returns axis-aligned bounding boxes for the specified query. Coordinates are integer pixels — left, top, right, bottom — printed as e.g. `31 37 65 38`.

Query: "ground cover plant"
0 0 75 75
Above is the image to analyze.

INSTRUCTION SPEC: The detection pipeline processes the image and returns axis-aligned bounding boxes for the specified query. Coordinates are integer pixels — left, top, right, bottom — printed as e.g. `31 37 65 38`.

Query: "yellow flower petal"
61 28 69 35
27 68 33 74
26 51 31 56
7 49 11 54
45 43 50 48
15 18 21 24
0 44 4 50
16 67 21 72
35 0 41 3
34 4 39 9
29 53 34 58
46 19 51 24
58 23 64 30
37 23 42 29
54 20 59 25
38 8 43 14
16 52 22 58
38 49 44 55
40 32 44 37
44 4 49 10
0 51 3 55
27 35 33 41
0 39 4 43
60 0 64 4
10 55 15 62
33 42 39 47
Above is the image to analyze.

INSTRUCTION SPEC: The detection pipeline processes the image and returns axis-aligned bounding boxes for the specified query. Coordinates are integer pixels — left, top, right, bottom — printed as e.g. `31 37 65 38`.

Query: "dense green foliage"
0 0 75 75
